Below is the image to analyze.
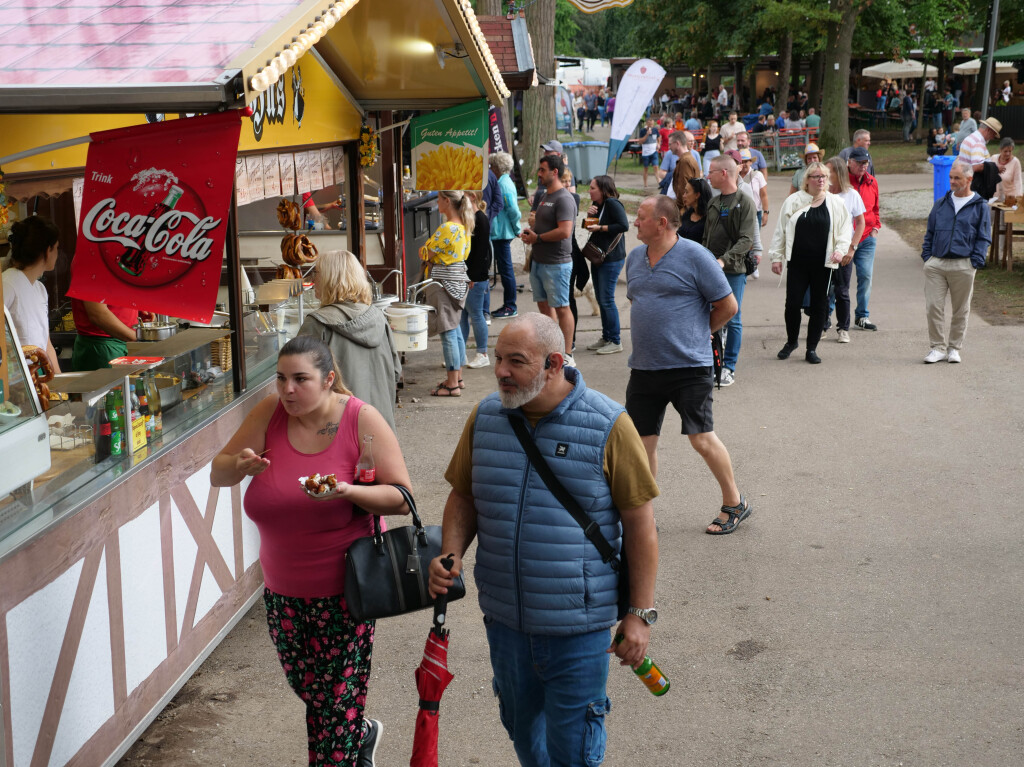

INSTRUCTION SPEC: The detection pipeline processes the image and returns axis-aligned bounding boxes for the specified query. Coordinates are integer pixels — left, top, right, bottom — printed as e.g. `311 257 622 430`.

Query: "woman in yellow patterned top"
421 191 475 396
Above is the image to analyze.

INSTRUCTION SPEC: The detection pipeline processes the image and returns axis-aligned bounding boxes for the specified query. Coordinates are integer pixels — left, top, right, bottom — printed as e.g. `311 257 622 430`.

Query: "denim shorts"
529 261 572 308
640 151 659 167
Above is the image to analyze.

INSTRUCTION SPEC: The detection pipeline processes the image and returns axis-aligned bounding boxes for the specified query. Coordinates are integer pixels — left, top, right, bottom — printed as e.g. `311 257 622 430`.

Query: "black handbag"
507 416 629 620
344 485 465 622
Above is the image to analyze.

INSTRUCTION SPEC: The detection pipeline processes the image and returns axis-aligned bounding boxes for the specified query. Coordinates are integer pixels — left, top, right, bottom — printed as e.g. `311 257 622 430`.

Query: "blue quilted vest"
471 368 623 635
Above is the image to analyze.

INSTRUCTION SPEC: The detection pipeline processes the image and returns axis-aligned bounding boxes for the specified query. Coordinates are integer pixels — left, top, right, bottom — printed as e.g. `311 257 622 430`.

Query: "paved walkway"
121 170 1024 766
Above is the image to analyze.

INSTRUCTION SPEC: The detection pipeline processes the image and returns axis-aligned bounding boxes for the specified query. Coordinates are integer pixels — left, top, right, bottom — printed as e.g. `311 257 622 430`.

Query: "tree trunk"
521 0 556 197
807 49 825 111
777 32 792 118
916 65 929 140
747 65 758 115
819 0 863 156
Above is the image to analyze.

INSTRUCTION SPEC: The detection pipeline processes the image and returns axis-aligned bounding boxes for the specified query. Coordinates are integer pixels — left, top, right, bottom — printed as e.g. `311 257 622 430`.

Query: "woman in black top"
582 175 630 353
460 192 492 369
677 177 712 243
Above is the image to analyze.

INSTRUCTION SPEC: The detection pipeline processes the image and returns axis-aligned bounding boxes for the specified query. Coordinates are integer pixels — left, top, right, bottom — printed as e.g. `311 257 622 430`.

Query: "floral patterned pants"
264 589 375 766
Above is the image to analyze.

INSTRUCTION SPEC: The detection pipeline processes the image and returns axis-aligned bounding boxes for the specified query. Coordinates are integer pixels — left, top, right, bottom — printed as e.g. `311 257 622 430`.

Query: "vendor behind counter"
70 298 140 370
2 215 62 373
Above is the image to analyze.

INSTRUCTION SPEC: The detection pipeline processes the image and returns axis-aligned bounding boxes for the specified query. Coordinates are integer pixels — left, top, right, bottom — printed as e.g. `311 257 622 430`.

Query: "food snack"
299 473 339 497
276 199 302 231
280 233 318 266
415 145 484 190
275 264 303 280
22 346 54 411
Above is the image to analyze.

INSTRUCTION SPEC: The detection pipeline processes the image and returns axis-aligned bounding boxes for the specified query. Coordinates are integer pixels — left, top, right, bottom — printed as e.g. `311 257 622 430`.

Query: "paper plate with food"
299 473 341 498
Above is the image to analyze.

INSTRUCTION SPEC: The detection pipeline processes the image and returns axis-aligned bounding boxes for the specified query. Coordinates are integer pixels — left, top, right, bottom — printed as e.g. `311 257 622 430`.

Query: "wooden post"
376 110 401 296
345 140 366 266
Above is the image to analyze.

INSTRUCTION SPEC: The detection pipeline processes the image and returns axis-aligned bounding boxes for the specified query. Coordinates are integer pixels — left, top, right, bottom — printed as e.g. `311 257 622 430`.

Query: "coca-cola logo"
83 170 223 288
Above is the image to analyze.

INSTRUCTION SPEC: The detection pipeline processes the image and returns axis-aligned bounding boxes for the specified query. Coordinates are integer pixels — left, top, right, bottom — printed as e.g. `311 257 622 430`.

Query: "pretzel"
275 264 302 280
22 346 54 383
276 199 302 231
38 382 51 411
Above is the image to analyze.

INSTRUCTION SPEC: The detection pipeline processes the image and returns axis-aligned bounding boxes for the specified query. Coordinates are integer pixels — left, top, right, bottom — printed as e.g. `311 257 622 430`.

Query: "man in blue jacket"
429 312 660 767
921 161 991 364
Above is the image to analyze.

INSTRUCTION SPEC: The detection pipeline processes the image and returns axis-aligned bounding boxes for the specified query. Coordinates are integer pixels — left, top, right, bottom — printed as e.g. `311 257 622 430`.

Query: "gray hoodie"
298 302 401 431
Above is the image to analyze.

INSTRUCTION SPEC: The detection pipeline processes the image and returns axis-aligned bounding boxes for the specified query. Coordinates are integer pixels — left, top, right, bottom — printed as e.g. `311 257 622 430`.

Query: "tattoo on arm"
318 421 339 437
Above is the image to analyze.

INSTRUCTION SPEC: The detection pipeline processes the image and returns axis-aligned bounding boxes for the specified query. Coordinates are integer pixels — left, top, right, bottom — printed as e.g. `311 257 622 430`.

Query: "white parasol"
952 58 1017 75
861 59 939 79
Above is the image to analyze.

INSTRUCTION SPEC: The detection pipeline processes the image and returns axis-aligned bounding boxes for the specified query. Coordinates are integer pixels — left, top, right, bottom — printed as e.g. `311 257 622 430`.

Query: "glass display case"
0 307 50 501
0 326 239 551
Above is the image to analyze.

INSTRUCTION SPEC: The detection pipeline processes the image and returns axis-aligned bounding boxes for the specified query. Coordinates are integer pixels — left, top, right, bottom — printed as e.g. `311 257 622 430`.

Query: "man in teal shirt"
805 108 821 129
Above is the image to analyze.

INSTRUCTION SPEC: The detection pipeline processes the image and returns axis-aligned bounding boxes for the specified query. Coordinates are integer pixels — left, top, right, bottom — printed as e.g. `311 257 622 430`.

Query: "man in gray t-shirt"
521 154 577 362
624 195 752 536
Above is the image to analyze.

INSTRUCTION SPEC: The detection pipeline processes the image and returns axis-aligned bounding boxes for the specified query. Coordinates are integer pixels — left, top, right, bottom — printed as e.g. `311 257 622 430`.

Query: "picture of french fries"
415 144 484 190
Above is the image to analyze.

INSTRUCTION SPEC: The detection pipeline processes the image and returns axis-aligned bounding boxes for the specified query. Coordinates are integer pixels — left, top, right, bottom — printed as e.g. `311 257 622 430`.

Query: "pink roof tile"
0 46 43 69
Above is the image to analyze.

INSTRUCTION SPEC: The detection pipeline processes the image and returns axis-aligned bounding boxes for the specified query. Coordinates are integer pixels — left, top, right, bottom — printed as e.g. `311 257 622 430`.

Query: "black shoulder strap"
507 415 620 568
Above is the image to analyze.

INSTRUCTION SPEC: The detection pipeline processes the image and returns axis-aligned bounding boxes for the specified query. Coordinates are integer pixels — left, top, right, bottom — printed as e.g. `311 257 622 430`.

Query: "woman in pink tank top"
212 335 411 766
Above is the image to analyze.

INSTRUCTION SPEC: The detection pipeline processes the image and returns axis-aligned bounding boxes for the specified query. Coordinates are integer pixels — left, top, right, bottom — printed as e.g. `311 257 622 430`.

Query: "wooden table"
989 206 1023 271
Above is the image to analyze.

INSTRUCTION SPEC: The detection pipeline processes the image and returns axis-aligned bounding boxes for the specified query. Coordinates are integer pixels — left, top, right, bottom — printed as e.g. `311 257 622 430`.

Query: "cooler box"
930 155 955 202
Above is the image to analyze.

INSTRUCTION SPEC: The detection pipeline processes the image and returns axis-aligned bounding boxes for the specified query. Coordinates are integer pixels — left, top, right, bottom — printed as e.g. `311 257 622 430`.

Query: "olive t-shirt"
445 403 660 512
531 187 576 265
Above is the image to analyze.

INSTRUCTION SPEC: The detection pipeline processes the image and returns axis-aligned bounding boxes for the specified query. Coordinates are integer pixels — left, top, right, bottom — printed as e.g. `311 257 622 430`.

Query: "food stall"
0 0 507 764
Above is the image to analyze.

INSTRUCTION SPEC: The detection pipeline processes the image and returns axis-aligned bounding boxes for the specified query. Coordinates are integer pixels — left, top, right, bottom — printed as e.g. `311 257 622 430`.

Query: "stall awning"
0 0 507 114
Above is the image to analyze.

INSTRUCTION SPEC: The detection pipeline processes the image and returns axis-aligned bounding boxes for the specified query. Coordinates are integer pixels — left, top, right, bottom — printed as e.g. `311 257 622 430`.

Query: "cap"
804 142 820 156
540 140 563 154
848 146 871 162
980 117 1002 137
724 150 742 163
738 148 753 161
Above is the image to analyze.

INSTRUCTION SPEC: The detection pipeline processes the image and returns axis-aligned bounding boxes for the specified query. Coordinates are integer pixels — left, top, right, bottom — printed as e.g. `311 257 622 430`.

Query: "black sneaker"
492 306 518 318
777 342 799 360
855 317 877 331
357 719 382 767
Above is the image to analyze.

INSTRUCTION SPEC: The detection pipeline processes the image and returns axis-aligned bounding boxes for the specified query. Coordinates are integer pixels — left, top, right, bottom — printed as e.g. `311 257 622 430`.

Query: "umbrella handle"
433 555 455 627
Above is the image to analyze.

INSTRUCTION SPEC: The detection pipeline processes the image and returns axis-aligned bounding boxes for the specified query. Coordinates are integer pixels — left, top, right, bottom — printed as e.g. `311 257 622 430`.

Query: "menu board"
307 150 324 191
332 146 345 188
235 157 251 206
279 153 296 196
320 147 335 188
245 156 265 203
263 154 281 198
295 151 310 194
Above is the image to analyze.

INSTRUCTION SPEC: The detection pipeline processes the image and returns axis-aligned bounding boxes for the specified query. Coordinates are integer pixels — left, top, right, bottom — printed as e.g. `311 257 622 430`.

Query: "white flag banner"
607 59 666 172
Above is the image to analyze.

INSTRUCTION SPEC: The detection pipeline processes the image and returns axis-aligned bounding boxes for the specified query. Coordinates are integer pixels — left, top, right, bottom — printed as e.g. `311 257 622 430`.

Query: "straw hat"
980 117 1002 137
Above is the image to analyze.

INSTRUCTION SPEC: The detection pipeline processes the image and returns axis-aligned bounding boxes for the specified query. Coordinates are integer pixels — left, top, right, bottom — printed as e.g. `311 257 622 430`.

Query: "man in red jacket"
847 147 881 331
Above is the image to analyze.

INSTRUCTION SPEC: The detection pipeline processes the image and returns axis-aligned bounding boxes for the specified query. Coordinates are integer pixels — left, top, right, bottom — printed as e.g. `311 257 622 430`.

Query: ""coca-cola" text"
82 198 222 261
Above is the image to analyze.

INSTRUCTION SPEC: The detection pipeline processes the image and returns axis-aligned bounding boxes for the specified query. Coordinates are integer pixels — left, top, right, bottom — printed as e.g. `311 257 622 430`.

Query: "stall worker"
3 216 61 373
71 298 148 370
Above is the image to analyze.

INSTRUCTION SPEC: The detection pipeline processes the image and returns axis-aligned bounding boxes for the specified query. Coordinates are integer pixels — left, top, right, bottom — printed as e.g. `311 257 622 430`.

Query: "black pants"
786 250 832 351
833 261 853 331
587 109 598 131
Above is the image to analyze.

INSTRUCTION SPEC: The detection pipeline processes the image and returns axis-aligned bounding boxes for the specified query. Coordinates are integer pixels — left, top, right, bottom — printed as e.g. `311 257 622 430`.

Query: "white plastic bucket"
385 303 428 333
385 303 429 351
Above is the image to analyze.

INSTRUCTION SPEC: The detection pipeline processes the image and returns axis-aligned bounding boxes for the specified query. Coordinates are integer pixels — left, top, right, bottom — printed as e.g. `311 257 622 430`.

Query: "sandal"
458 378 465 389
706 496 751 535
431 383 462 397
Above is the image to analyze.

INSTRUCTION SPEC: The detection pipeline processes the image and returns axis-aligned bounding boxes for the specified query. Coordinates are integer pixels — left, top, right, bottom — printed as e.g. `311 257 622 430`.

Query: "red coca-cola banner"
68 112 242 323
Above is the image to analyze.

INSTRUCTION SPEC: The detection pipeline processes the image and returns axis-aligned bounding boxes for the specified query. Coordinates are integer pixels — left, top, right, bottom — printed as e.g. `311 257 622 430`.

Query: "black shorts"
625 367 715 436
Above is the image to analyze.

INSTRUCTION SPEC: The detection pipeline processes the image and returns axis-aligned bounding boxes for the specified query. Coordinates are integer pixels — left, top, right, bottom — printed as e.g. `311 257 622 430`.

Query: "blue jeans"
723 272 746 372
440 327 466 371
493 239 518 310
853 236 877 320
485 617 611 767
591 258 624 344
460 281 489 354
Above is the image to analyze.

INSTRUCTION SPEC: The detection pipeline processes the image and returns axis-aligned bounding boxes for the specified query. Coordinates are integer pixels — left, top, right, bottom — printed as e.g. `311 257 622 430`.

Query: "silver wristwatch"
627 607 658 625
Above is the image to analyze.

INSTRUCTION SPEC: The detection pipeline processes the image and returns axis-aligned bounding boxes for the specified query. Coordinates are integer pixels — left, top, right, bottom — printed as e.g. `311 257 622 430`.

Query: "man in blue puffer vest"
920 160 991 364
429 313 660 767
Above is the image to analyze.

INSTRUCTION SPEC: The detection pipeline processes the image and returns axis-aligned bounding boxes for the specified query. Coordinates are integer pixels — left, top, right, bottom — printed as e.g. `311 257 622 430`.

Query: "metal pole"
980 0 1001 120
225 188 245 394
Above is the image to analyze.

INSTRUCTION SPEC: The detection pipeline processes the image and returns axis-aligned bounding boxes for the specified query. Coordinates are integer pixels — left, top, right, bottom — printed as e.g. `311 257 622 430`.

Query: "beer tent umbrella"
410 558 456 767
952 59 1018 75
861 59 938 79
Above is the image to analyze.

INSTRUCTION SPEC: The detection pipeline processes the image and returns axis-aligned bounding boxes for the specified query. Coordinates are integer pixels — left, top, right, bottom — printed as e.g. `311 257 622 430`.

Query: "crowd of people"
195 91 1023 766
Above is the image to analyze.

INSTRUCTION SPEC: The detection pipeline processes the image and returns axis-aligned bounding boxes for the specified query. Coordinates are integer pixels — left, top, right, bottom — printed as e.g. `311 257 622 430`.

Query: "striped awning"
563 0 635 12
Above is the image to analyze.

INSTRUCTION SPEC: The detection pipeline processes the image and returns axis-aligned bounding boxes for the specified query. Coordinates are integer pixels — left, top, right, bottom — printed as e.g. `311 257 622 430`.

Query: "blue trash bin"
930 155 955 202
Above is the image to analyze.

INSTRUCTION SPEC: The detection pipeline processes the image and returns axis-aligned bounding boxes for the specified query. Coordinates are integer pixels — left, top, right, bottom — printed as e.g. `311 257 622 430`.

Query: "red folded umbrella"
410 556 456 767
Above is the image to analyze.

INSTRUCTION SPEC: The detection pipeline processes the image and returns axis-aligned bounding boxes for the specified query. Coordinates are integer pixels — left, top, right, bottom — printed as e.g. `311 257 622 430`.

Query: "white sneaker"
719 368 735 386
563 355 576 368
837 330 850 344
924 349 947 364
947 349 961 363
587 338 611 351
595 342 623 355
466 353 490 369
751 268 760 279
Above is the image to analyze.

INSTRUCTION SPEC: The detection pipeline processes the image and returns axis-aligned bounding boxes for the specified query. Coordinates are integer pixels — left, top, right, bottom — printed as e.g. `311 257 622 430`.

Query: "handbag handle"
370 484 424 543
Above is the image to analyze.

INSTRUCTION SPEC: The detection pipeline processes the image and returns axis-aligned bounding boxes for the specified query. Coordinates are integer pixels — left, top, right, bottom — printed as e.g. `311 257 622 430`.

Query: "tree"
554 0 581 56
818 0 865 155
521 0 557 195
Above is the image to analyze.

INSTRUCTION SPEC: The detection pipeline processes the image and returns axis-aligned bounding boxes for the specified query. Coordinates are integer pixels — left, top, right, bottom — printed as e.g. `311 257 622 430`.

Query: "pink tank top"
244 396 377 598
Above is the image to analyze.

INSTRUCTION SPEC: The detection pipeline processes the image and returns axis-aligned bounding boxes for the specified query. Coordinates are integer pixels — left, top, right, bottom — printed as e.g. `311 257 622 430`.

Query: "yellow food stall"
0 0 506 764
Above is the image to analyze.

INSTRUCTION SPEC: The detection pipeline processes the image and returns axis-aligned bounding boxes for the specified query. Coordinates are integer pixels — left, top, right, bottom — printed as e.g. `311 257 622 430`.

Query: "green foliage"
554 0 581 56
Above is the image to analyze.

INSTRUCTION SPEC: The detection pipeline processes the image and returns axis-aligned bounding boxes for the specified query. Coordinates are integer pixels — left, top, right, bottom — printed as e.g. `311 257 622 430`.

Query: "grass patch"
887 215 1024 325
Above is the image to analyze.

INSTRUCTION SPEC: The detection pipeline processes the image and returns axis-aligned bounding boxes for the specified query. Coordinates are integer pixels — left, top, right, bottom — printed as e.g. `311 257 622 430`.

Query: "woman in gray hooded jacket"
298 250 401 430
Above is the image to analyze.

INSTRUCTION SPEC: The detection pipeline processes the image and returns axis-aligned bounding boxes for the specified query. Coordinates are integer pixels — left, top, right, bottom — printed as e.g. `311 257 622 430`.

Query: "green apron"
72 335 127 370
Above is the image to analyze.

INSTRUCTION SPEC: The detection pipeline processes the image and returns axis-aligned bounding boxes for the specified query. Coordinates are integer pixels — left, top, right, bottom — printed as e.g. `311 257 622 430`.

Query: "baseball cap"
804 142 820 156
540 140 563 154
848 146 871 162
724 150 742 163
738 148 753 161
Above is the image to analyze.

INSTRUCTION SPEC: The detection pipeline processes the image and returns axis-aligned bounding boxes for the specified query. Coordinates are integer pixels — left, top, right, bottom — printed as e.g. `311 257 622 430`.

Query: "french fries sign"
410 100 488 192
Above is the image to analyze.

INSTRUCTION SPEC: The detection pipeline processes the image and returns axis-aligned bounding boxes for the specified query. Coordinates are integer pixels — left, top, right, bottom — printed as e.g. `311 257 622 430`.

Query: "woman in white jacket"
769 161 852 363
